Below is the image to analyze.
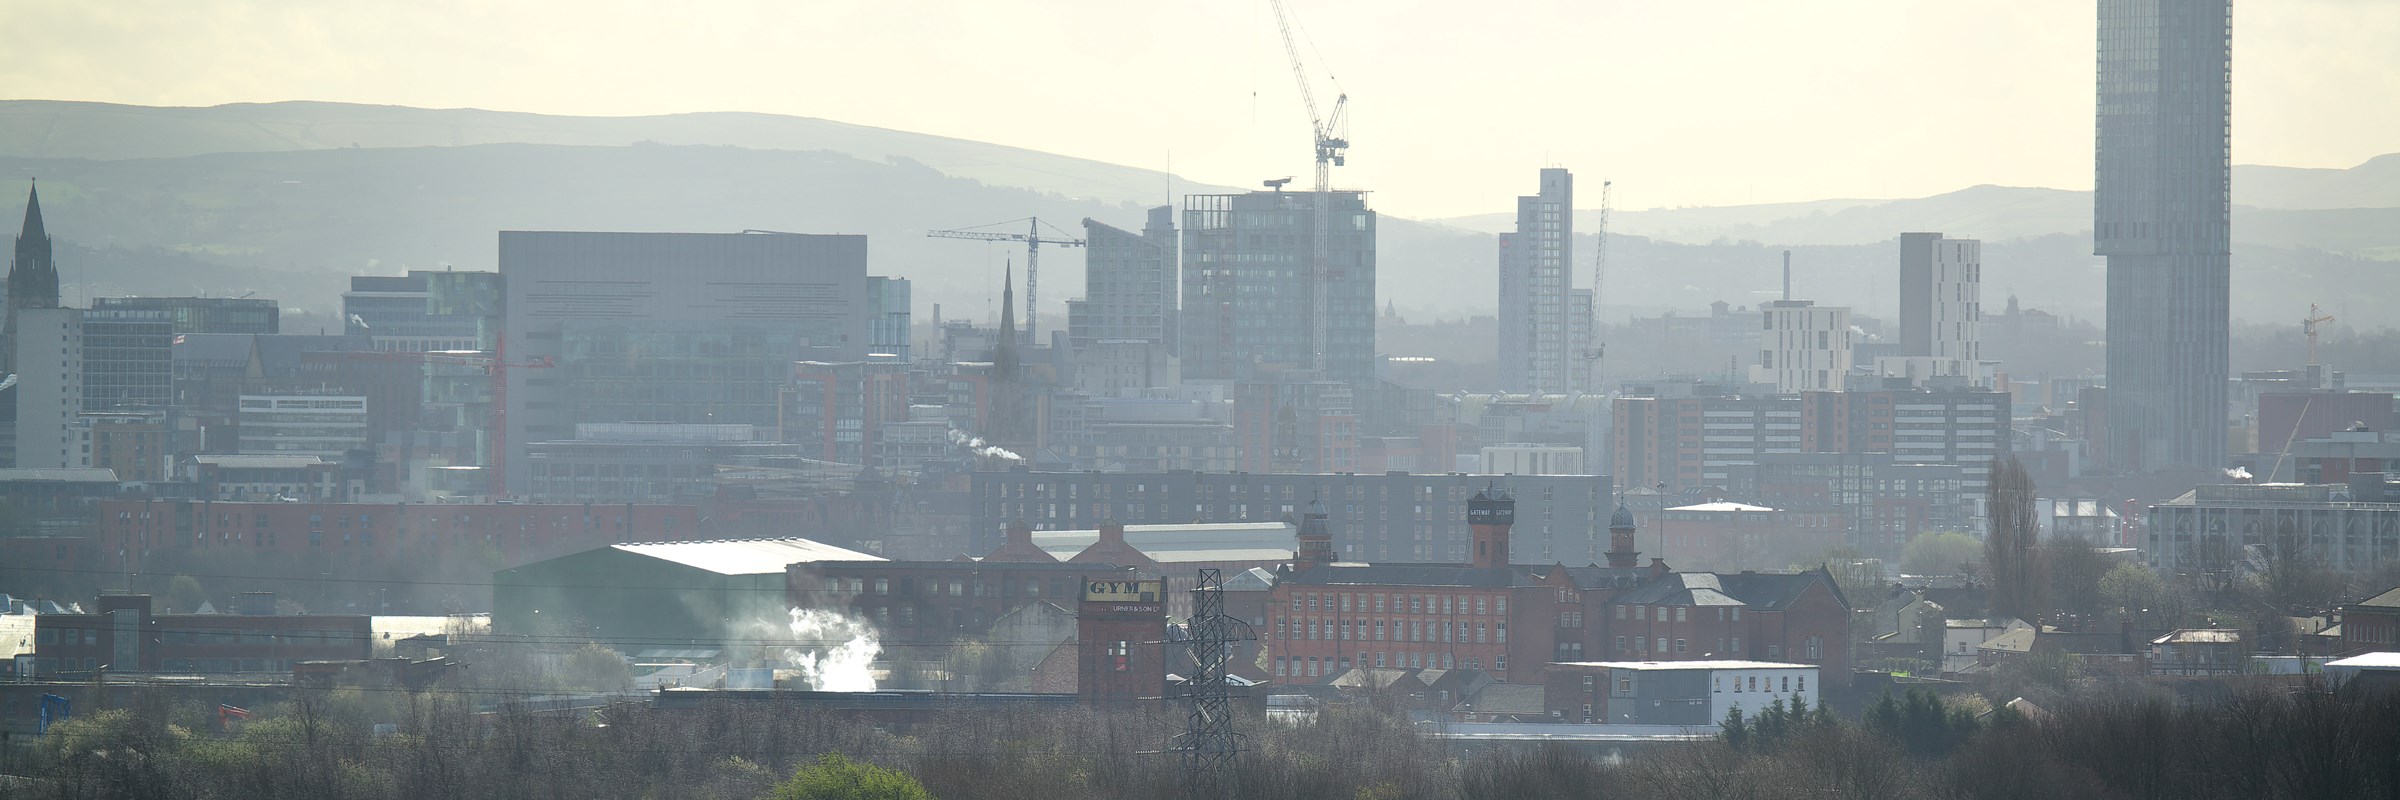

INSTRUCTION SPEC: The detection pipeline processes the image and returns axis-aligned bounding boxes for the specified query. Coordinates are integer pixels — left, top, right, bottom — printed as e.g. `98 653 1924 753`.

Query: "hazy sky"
4 0 2395 219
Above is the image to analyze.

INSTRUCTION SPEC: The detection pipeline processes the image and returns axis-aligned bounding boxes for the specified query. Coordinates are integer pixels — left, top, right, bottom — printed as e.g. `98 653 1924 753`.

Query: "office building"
90 296 278 335
237 393 369 457
1723 453 1970 558
78 308 173 413
1801 388 2010 503
2147 480 2400 572
1752 300 1851 393
11 308 82 469
1069 207 1176 353
866 277 911 360
2096 0 2233 472
343 270 503 352
786 360 912 467
1497 168 1589 393
525 422 813 503
1180 190 1376 385
1612 393 1801 491
498 231 875 491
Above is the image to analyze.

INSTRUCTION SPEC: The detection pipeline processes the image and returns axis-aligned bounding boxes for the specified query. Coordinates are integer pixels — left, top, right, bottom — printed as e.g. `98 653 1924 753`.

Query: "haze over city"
6 0 2398 215
4 1 2400 799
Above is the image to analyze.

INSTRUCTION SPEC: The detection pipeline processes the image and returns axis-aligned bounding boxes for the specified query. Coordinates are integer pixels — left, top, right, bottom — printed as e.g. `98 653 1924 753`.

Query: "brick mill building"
1266 489 1850 687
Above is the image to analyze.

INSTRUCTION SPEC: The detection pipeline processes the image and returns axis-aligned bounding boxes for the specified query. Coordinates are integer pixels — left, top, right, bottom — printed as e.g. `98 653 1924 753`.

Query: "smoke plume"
785 608 881 692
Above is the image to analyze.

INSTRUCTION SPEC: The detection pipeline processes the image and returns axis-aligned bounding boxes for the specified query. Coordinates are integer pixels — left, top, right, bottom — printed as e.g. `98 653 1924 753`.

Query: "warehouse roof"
1033 522 1295 564
611 538 884 576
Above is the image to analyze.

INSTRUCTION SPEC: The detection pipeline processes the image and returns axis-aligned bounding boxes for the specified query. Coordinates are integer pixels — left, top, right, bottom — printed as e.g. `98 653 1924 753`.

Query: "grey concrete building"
1498 168 1589 394
1069 207 1176 353
2096 0 2232 472
497 231 873 492
1180 190 1376 386
970 469 1613 566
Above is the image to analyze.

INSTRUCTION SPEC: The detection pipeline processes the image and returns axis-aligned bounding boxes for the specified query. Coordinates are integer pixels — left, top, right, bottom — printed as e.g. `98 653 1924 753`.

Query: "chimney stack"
1782 250 1792 302
1467 487 1516 569
1098 519 1127 547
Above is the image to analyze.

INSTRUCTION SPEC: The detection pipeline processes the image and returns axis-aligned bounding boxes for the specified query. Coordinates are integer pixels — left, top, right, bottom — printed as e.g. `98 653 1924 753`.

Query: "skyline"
0 1 2394 219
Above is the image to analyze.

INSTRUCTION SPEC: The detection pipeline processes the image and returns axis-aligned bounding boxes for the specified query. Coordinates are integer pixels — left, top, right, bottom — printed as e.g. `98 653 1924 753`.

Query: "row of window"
1274 652 1502 678
1279 616 1507 644
1294 592 1505 616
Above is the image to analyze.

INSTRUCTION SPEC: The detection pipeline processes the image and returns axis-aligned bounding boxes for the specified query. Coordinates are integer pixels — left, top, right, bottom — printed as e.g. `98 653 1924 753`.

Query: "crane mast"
1584 179 1612 381
927 218 1087 344
1270 0 1348 376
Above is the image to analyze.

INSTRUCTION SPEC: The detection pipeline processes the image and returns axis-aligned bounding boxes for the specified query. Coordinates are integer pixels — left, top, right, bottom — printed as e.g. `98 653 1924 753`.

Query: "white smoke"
2224 466 2253 481
948 428 1026 463
785 608 882 692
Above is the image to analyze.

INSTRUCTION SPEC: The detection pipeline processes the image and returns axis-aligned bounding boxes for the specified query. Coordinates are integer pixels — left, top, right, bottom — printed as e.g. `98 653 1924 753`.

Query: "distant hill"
0 100 1231 206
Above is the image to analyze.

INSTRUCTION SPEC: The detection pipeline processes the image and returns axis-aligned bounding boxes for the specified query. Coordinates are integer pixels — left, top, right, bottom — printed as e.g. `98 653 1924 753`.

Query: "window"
1675 607 1687 622
1340 594 1352 612
1615 635 1626 652
949 580 963 597
1376 594 1387 613
1478 597 1489 615
1798 675 1806 692
1732 636 1741 652
1769 644 1782 659
1498 622 1508 643
1615 605 1626 620
1497 598 1507 614
875 578 890 595
1749 676 1758 691
1780 676 1789 692
1617 672 1632 695
1495 655 1507 672
1714 676 1722 693
1276 658 1289 677
1635 606 1645 621
1676 638 1687 654
1731 608 1740 621
1656 638 1666 652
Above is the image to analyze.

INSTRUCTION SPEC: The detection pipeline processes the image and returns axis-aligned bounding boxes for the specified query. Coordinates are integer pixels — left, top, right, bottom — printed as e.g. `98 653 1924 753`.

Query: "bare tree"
1984 456 2045 622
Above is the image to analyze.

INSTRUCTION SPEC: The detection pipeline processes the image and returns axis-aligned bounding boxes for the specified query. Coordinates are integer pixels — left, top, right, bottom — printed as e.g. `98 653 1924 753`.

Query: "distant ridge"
0 99 1234 206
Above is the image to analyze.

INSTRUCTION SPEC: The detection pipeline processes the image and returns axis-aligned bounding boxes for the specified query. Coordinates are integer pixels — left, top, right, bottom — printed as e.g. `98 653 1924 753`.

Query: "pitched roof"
1033 522 1295 564
1460 683 1547 716
1665 501 1776 512
2354 586 2400 609
1608 572 1745 606
1714 570 1831 611
610 537 884 576
2152 628 2242 645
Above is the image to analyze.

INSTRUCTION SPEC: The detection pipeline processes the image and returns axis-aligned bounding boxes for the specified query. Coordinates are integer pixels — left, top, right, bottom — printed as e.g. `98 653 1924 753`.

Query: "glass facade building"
1180 191 1377 386
80 308 173 413
2095 0 2232 472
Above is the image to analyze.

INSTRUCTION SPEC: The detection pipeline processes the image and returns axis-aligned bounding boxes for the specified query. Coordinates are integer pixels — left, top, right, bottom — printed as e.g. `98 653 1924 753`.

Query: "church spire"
10 180 60 313
995 262 1018 375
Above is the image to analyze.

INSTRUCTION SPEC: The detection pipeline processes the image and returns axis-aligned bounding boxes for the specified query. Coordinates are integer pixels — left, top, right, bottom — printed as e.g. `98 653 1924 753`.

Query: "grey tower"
1070 206 1177 352
1498 168 1584 393
2096 0 2231 472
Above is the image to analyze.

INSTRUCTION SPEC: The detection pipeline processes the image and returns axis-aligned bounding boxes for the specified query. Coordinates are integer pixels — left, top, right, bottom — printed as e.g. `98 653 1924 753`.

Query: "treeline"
11 681 2400 800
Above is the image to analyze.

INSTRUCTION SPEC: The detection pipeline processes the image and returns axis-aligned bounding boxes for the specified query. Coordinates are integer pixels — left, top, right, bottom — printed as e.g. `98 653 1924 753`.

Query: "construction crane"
1584 179 1613 368
351 343 553 496
1269 0 1349 374
927 218 1086 344
2305 303 2337 366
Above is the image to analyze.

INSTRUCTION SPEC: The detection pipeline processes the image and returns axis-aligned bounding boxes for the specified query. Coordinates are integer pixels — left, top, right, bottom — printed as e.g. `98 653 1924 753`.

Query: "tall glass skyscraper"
1179 190 1376 386
2096 0 2231 472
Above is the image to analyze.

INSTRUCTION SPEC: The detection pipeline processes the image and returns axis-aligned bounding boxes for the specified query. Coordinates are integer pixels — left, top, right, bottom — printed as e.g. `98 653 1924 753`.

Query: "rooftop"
2152 628 2243 645
0 468 120 483
1032 522 1295 564
2327 652 2400 670
611 538 884 576
1665 501 1776 513
1552 660 1818 671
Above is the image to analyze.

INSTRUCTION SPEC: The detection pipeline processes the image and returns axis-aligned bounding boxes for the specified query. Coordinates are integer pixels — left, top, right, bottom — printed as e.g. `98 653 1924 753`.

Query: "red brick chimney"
1468 488 1515 569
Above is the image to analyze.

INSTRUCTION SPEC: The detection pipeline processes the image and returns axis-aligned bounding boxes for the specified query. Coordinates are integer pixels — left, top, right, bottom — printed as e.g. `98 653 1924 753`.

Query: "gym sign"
1084 579 1162 603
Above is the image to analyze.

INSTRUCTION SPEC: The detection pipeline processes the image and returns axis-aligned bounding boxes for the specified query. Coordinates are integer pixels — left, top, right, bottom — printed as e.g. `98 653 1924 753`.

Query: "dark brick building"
30 593 369 676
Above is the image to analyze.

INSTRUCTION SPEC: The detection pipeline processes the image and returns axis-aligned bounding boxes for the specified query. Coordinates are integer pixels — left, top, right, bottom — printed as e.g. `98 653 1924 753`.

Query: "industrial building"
494 538 885 653
970 468 1614 566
